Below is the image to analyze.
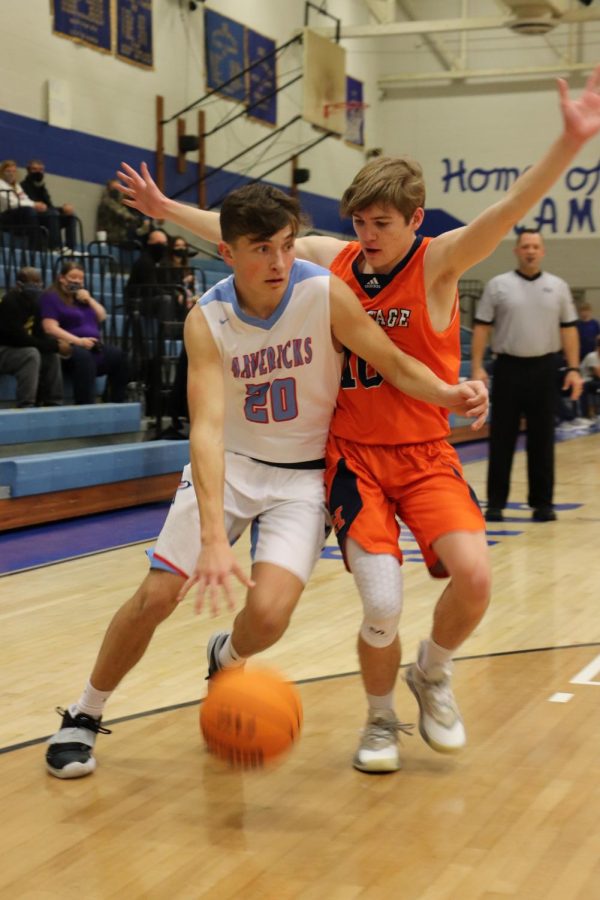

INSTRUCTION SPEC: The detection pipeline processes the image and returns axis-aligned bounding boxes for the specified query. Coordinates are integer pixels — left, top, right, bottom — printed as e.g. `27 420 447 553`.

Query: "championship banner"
345 76 365 148
246 30 277 127
116 0 153 69
204 9 246 102
52 0 112 53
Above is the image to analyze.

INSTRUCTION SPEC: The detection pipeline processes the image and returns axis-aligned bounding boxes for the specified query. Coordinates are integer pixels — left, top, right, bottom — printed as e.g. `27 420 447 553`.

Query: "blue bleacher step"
191 257 229 273
0 403 142 446
0 440 189 498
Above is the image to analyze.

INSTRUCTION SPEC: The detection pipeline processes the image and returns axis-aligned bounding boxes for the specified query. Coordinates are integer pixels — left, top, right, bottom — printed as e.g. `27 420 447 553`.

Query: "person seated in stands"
576 301 600 361
161 345 189 440
156 235 197 437
39 261 129 405
157 235 197 436
580 334 600 419
555 349 594 432
20 159 77 251
0 159 39 241
125 228 175 302
96 178 149 244
0 267 66 407
164 234 198 321
168 236 197 301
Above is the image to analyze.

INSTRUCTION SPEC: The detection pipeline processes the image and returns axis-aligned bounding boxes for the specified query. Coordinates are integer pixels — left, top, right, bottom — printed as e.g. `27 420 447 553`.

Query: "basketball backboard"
302 28 346 136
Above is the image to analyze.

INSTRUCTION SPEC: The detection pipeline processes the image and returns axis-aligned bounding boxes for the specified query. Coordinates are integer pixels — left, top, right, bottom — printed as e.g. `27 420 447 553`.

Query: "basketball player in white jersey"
112 67 600 775
46 183 488 779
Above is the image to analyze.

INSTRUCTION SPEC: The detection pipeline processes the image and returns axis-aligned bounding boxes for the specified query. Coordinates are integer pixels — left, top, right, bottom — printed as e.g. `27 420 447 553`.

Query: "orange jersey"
329 237 460 445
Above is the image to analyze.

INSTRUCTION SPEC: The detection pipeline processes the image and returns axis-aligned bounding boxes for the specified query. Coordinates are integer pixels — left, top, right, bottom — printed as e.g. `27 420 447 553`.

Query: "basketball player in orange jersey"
116 65 600 772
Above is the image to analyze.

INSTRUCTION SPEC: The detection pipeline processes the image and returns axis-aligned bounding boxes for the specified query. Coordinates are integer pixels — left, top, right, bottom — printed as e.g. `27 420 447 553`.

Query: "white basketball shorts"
151 452 328 585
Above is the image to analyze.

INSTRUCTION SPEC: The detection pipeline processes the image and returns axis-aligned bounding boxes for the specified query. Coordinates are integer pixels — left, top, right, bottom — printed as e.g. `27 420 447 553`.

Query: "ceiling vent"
504 0 566 34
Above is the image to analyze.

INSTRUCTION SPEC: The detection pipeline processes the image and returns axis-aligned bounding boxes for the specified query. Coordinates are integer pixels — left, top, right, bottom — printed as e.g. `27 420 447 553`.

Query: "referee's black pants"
487 353 557 511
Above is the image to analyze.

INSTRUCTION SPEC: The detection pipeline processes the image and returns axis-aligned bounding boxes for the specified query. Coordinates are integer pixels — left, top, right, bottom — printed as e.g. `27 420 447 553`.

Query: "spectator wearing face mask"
20 159 77 251
0 267 66 407
167 235 198 313
160 235 195 437
125 228 172 301
96 178 149 244
39 261 129 405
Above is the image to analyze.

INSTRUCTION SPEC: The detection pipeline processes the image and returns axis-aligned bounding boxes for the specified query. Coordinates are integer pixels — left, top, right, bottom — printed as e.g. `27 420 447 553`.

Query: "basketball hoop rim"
323 101 368 118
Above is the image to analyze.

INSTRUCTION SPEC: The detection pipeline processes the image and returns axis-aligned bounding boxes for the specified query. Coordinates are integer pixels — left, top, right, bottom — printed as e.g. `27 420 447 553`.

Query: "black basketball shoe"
46 707 111 779
206 631 230 680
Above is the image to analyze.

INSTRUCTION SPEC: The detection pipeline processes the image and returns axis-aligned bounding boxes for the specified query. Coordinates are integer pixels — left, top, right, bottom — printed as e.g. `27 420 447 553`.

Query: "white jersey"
199 260 343 465
476 270 577 357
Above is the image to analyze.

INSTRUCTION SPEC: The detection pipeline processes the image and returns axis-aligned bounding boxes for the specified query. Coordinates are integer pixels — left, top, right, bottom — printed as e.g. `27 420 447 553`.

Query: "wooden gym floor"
1 434 599 899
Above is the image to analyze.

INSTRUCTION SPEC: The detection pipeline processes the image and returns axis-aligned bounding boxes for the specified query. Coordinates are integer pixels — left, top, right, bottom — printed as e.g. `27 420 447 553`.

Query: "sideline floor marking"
570 652 600 686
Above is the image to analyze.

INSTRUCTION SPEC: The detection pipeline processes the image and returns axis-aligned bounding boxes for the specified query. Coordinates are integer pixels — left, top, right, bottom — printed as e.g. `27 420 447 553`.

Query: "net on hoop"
323 101 368 146
323 101 368 118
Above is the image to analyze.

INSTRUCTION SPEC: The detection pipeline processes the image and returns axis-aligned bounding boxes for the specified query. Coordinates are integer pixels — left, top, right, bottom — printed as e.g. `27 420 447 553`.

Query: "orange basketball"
200 667 303 769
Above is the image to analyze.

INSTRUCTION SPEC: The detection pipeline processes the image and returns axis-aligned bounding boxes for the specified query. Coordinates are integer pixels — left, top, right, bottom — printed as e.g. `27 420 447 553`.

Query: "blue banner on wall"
53 0 112 53
116 0 153 69
246 30 277 126
204 9 246 102
345 76 365 147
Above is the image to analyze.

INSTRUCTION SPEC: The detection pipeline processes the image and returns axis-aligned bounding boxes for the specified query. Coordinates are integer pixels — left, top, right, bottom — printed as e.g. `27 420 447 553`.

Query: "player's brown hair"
340 156 425 222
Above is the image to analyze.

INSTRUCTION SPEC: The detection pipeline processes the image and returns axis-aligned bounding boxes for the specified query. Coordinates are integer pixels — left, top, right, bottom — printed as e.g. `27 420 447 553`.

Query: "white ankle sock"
218 635 246 669
366 691 395 713
72 680 112 719
419 638 454 677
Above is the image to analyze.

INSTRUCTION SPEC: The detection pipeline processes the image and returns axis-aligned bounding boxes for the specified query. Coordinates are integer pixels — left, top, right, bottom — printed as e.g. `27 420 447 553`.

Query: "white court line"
548 692 573 703
570 652 600 686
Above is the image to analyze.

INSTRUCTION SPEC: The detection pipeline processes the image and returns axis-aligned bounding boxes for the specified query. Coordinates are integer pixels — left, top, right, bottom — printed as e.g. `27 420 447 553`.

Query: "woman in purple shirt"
40 261 129 404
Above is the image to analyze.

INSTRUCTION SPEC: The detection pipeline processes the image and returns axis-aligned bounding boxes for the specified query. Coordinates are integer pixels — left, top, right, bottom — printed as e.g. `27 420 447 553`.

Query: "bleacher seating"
0 374 16 404
191 256 229 293
0 397 186 529
0 228 198 527
0 372 108 406
0 440 189 499
0 403 141 446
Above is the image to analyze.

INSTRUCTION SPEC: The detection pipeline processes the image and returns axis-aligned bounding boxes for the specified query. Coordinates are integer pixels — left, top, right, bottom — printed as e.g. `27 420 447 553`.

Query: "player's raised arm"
117 161 222 244
427 64 600 281
177 306 254 613
329 275 488 428
294 233 348 268
118 161 348 267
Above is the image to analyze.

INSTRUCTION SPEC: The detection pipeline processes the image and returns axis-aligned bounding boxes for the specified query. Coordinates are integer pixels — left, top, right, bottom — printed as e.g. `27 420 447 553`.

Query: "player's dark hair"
220 183 305 243
16 266 41 285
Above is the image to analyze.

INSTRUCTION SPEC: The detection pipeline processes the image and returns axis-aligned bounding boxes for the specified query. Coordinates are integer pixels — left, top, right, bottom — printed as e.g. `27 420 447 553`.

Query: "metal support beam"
397 0 457 72
315 8 600 39
364 0 397 24
378 60 594 87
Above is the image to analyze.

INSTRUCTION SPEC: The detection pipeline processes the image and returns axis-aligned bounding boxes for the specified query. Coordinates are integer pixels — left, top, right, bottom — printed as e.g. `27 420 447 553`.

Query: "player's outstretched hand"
117 161 168 220
558 64 600 145
446 380 489 431
177 540 256 616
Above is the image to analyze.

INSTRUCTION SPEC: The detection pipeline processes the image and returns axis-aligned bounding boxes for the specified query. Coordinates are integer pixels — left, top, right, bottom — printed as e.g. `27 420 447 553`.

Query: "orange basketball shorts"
325 434 485 578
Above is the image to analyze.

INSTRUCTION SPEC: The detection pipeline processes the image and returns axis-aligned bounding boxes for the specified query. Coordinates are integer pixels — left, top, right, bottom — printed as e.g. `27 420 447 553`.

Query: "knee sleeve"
346 537 403 648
